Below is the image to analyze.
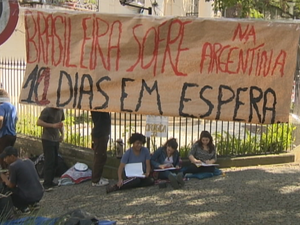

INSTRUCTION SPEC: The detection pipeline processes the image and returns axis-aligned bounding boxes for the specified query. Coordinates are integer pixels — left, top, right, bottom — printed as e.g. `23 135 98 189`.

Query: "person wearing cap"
37 107 65 191
0 89 17 169
90 111 111 187
0 146 44 213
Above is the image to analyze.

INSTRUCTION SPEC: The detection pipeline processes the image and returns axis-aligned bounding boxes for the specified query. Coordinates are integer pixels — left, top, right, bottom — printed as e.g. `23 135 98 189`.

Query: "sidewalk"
33 162 300 225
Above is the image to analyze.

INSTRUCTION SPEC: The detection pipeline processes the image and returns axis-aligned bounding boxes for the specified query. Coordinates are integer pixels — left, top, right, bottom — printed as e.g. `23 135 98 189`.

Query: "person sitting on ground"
0 146 44 214
106 133 154 194
150 138 184 189
182 131 222 179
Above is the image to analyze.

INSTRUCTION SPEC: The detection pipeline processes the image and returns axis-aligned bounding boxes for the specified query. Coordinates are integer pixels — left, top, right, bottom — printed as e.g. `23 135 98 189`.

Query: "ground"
15 163 300 224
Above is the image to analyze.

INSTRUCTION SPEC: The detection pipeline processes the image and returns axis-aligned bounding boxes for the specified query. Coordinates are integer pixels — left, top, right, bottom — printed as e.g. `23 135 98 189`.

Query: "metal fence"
0 58 298 157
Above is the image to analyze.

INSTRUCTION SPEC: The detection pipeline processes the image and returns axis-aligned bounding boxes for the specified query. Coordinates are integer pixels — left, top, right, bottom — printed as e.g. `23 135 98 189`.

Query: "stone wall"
15 134 120 179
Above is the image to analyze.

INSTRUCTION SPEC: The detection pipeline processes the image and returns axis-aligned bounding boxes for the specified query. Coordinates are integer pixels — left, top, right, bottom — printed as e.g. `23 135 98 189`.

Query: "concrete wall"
15 134 121 179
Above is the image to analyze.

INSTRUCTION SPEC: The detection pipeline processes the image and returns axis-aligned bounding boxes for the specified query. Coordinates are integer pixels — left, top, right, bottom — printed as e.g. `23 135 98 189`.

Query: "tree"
214 0 300 19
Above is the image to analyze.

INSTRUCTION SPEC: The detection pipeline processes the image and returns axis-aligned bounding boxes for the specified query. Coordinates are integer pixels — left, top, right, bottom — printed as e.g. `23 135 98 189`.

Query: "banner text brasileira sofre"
25 10 191 77
25 10 286 79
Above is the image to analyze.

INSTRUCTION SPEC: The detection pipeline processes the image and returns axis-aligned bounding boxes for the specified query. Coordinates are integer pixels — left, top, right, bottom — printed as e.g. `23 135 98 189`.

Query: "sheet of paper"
125 163 145 178
154 167 177 172
195 162 219 167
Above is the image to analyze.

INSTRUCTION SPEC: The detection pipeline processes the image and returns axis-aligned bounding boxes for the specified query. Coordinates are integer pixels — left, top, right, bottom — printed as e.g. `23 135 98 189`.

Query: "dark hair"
0 89 9 98
196 131 214 153
163 138 178 150
128 133 146 144
0 146 18 159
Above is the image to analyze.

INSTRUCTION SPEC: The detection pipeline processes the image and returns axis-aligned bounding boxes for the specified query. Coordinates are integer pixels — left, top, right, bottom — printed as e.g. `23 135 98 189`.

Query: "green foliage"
16 112 92 148
16 114 42 137
73 112 92 124
64 133 91 148
214 0 300 19
64 113 75 128
16 113 296 158
215 123 295 156
260 123 296 154
250 8 264 18
179 144 191 158
215 130 260 156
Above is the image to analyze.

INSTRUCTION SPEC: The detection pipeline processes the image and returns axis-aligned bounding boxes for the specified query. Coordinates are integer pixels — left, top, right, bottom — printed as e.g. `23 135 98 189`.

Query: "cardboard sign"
145 115 168 137
20 9 300 124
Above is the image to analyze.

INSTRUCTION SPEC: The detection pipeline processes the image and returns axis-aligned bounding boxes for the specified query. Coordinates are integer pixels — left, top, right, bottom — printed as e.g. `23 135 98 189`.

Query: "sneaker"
92 178 109 187
176 172 185 187
101 177 109 182
43 185 54 192
106 184 119 194
20 207 31 215
29 203 41 211
43 181 58 191
168 173 180 189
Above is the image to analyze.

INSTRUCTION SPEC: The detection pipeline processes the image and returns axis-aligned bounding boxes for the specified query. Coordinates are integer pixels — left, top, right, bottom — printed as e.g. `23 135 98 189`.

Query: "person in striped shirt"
182 131 222 179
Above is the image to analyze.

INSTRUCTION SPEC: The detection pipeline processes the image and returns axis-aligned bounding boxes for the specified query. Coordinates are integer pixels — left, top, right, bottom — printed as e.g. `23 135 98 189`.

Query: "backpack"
32 154 69 178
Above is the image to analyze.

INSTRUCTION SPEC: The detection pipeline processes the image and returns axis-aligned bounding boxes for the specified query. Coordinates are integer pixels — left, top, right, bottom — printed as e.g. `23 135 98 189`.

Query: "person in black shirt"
0 146 43 213
91 111 111 187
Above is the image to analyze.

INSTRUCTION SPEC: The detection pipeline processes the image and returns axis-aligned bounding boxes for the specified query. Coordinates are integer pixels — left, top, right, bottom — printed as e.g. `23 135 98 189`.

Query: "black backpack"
31 154 69 178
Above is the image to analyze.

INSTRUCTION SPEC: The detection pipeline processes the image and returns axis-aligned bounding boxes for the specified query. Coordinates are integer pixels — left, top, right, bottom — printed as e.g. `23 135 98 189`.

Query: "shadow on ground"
22 164 300 225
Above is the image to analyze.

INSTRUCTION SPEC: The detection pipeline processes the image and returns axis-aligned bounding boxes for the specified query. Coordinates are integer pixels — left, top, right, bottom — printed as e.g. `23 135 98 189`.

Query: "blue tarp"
1 216 58 225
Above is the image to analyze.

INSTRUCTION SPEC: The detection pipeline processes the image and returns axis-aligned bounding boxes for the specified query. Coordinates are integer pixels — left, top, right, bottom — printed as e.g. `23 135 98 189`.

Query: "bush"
214 123 295 156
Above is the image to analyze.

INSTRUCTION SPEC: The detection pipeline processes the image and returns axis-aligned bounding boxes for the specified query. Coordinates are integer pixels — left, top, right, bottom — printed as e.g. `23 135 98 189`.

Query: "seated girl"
106 133 154 194
150 138 184 189
182 131 222 180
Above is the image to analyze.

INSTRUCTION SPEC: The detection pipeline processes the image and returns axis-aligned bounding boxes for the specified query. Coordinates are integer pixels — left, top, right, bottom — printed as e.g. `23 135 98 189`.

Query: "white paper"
195 162 219 167
154 167 177 172
125 163 145 178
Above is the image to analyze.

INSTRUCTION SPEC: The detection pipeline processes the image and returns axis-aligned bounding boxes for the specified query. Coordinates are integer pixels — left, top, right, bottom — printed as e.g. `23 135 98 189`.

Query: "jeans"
42 139 59 186
92 135 109 183
10 192 38 210
184 167 223 180
158 170 181 180
181 163 215 174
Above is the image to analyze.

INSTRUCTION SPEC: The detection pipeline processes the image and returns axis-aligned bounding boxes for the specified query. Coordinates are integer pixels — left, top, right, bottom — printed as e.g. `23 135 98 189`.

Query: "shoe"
50 182 58 187
29 203 41 211
43 181 58 191
101 177 109 182
176 172 185 187
106 184 119 194
168 173 180 189
92 178 109 187
43 185 54 192
20 207 31 215
184 173 193 179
